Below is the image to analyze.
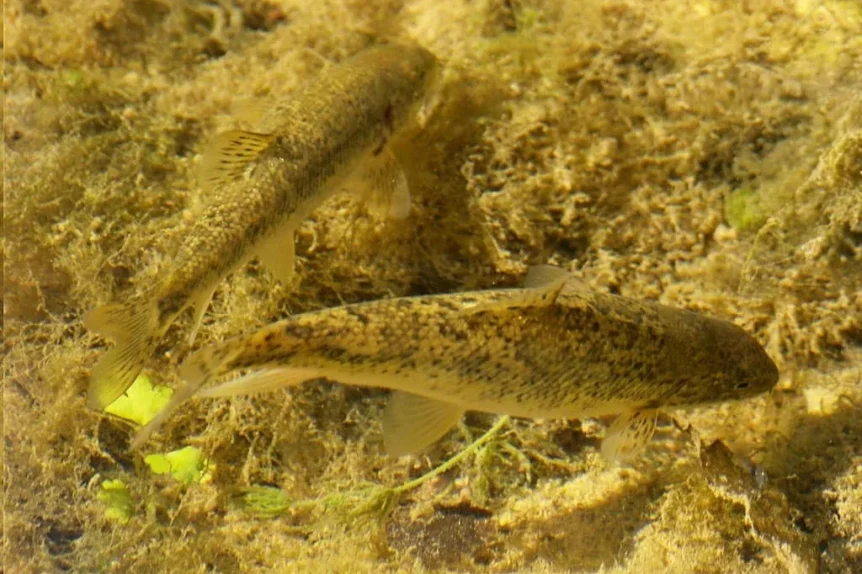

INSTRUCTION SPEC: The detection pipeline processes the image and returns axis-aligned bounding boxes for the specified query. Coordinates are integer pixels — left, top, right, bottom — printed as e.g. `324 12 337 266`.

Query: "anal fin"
600 408 659 464
383 391 465 457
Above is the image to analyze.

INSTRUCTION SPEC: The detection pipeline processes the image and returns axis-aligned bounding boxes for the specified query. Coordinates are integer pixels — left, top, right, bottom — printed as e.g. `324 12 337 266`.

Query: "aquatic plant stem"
353 416 511 518
397 415 512 494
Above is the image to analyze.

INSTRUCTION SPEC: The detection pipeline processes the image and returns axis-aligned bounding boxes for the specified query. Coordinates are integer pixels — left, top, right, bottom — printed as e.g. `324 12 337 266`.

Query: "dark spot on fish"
383 103 394 132
436 300 460 312
319 346 347 360
345 307 370 325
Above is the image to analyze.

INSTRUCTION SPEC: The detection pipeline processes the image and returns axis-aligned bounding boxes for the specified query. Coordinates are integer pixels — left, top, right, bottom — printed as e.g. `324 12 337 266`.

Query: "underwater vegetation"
4 0 862 572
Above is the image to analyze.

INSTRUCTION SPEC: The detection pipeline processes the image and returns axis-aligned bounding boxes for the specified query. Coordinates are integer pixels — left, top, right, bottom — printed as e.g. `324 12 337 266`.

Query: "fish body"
133 267 779 459
85 42 438 409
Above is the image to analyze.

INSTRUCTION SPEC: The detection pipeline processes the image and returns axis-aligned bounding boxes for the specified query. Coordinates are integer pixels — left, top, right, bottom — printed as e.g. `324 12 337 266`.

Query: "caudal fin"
84 300 160 409
130 341 243 449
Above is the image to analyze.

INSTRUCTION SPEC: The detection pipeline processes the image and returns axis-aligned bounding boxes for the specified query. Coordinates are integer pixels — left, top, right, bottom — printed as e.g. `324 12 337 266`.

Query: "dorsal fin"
197 130 275 188
460 265 571 316
230 98 271 128
523 265 570 288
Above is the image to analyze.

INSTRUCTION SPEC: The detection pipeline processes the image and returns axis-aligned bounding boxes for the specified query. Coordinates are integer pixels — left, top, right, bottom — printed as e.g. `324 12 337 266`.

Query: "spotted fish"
132 266 779 459
84 42 438 409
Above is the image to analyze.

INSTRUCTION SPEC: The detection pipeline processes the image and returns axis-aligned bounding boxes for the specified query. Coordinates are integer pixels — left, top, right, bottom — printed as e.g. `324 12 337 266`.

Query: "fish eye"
735 382 750 390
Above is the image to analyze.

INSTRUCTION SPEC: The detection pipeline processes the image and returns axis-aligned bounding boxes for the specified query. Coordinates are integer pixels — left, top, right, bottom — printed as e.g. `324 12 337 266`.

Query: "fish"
131 266 779 459
84 41 439 410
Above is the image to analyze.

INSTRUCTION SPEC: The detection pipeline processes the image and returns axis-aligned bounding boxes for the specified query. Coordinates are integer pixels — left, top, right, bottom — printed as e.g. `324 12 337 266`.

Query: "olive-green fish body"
85 42 438 409
133 267 778 459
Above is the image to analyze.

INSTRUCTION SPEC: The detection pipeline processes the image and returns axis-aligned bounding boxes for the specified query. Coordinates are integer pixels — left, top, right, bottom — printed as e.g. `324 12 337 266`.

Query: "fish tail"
84 299 160 409
179 341 243 391
130 341 243 450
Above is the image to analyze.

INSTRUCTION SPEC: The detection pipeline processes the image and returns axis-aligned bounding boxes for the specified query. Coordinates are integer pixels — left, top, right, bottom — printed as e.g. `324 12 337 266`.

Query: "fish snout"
731 336 780 398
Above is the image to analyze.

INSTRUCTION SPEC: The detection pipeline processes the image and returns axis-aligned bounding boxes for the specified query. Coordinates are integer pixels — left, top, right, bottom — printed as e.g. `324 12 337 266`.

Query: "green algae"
725 188 768 232
144 446 214 485
97 479 135 524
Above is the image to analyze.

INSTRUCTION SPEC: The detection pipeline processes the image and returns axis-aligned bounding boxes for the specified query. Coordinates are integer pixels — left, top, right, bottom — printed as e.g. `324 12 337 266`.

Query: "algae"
97 479 135 524
144 445 213 485
4 0 861 572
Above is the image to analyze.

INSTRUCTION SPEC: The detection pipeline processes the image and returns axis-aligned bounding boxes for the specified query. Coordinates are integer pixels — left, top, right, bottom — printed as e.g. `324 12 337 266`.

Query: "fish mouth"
744 348 780 395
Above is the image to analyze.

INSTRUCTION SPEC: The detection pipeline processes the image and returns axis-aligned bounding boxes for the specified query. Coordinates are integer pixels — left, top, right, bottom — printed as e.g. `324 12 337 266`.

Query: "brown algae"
5 0 862 572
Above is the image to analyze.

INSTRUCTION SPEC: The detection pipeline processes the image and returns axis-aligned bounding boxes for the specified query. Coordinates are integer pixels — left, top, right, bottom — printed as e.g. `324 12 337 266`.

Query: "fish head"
395 42 439 94
696 318 780 403
373 41 439 129
661 316 779 407
724 330 780 399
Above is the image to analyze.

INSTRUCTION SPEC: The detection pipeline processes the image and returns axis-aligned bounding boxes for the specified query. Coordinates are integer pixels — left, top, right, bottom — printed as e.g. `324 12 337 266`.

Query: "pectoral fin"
383 392 465 457
352 146 412 220
255 225 297 284
600 408 659 464
187 285 217 346
197 130 275 188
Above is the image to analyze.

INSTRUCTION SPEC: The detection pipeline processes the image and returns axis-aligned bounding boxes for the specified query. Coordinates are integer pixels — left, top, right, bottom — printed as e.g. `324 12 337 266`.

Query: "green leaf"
105 374 173 426
144 446 214 485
